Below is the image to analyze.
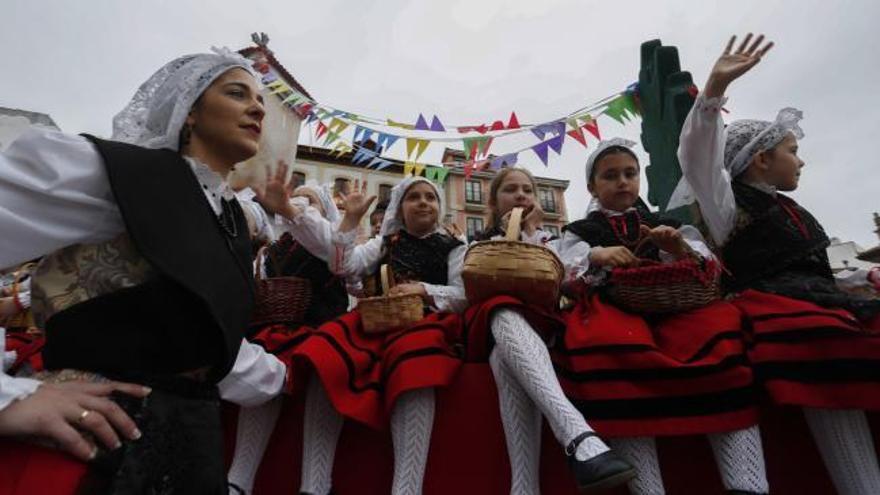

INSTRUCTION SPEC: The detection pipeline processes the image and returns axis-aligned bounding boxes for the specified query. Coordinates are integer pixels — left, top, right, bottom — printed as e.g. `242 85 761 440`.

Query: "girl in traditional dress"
291 176 466 495
675 33 880 495
555 138 769 494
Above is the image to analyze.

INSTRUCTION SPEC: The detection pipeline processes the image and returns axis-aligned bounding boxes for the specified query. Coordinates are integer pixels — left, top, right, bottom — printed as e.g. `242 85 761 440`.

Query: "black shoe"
566 432 636 493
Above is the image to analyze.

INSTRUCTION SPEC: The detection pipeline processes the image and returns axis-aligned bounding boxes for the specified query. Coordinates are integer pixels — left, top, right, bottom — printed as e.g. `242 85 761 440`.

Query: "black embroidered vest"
40 136 255 379
723 182 879 320
563 201 681 261
368 230 462 292
264 232 348 326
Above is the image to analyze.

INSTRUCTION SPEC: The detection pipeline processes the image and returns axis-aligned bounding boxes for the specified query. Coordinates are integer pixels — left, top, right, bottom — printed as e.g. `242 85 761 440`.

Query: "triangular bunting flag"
507 112 520 129
332 142 352 158
282 93 302 105
477 136 493 158
490 120 505 131
403 162 416 177
376 133 400 153
405 139 429 161
323 132 340 145
462 138 479 160
372 158 393 171
270 83 291 95
424 166 438 181
352 147 377 166
567 126 587 147
415 114 430 130
414 163 426 177
435 167 450 183
547 134 564 155
315 121 328 139
604 96 634 124
531 142 550 166
388 119 416 130
429 115 446 132
583 119 601 140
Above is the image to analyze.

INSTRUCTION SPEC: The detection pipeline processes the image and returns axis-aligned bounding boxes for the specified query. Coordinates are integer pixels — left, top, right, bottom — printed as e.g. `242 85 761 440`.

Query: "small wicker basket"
462 207 564 310
250 246 312 327
607 238 721 314
358 265 425 334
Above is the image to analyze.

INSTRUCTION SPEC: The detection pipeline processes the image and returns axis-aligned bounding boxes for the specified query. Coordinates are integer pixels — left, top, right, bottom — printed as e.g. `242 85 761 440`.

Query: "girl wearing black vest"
289 177 466 495
0 49 297 493
676 34 880 495
462 167 635 494
227 182 350 494
555 139 768 495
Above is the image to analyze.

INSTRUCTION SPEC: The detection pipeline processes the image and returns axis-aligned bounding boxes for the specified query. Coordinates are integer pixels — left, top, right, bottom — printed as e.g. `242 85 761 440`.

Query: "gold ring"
76 410 91 424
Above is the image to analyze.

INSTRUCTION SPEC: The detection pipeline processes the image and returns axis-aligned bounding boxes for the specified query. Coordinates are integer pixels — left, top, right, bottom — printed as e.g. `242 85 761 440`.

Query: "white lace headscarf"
379 177 445 238
668 107 804 209
583 138 638 216
111 47 259 151
296 183 341 224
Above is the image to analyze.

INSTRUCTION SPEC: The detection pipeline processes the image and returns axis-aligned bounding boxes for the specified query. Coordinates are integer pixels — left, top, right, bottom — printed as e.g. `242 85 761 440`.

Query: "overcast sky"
2 0 878 247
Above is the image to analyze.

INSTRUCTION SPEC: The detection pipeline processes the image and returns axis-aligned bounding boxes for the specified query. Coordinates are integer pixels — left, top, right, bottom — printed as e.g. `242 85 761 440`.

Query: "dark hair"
487 168 538 227
588 145 639 184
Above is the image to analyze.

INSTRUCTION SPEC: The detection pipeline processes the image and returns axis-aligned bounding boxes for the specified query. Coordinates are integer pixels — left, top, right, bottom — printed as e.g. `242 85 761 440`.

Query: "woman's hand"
588 246 639 268
254 160 298 220
337 180 377 234
704 33 774 98
0 380 150 461
647 226 688 259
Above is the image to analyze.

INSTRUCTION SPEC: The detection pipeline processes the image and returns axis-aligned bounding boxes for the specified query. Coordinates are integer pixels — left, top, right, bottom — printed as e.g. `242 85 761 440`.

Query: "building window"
291 171 306 189
543 224 560 237
333 177 351 196
378 184 393 204
466 217 484 239
465 180 483 204
538 187 556 213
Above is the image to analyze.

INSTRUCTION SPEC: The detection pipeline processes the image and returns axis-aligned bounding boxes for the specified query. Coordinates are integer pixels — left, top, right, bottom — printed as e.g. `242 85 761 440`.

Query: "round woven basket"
607 238 721 314
358 265 424 334
250 246 312 327
462 207 564 310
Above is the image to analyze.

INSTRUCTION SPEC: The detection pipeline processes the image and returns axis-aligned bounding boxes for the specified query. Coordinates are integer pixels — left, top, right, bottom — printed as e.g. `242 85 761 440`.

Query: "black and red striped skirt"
732 289 880 410
551 295 758 437
290 310 463 430
457 295 565 362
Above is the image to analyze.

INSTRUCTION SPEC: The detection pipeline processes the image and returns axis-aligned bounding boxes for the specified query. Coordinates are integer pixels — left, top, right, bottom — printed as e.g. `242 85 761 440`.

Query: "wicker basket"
0 263 36 330
358 265 424 334
250 246 312 327
607 238 721 314
462 207 564 310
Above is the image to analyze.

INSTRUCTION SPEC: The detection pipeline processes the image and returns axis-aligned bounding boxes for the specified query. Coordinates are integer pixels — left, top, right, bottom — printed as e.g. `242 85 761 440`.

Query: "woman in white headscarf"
226 180 352 495
678 33 880 495
0 48 299 493
288 176 468 495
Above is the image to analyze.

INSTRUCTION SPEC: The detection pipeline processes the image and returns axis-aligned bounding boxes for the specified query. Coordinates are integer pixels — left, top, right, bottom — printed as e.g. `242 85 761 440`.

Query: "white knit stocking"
608 437 665 495
490 348 542 495
300 378 344 495
491 308 609 461
804 408 880 495
707 426 769 493
391 389 435 495
227 396 283 494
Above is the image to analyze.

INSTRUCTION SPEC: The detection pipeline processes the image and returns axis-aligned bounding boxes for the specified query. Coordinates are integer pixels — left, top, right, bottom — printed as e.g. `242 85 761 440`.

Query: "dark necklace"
218 199 239 238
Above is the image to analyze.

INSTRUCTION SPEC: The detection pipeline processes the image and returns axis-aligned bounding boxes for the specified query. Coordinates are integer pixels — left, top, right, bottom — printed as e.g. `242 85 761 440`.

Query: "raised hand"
705 33 774 98
337 179 377 233
255 160 297 219
588 246 639 268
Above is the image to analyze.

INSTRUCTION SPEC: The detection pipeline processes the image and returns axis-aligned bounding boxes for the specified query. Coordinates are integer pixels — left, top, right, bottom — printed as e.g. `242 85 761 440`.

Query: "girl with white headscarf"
678 34 880 495
289 176 468 495
0 48 299 493
227 180 351 494
555 138 769 495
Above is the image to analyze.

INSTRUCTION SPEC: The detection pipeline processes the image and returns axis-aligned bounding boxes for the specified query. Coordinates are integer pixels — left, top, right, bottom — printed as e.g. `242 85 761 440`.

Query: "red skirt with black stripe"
551 295 758 437
291 310 463 430
249 323 313 395
732 289 880 410
457 295 566 362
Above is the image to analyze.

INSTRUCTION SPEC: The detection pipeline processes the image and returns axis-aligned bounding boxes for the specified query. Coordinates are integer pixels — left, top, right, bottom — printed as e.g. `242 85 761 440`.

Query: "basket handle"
632 235 699 263
254 245 268 282
380 264 395 295
505 207 525 241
